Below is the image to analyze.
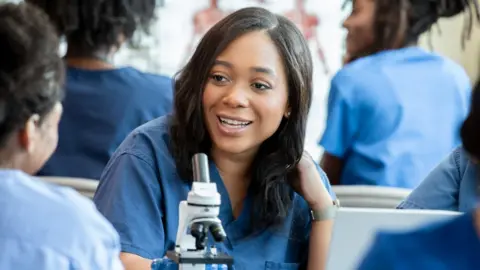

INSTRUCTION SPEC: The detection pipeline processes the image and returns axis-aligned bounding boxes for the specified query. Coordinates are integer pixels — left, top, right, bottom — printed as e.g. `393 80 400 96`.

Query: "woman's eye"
252 82 270 90
211 75 228 82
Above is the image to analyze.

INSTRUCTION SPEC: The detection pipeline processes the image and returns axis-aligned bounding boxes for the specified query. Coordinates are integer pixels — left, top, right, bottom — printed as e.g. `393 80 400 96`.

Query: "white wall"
419 10 480 83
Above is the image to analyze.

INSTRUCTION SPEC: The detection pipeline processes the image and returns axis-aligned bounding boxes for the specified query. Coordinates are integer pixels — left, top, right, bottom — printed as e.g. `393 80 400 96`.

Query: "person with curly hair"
27 0 173 180
0 3 123 269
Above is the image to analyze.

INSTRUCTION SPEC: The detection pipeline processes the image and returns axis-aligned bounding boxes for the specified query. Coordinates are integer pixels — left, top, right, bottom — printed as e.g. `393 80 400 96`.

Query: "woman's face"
202 31 289 157
343 0 375 58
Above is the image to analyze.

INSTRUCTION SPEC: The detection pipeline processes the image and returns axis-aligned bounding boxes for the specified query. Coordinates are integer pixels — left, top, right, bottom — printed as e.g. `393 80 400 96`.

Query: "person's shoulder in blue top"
358 211 480 270
0 170 123 270
0 3 124 268
319 0 473 188
398 146 478 212
94 8 337 270
94 116 336 269
37 67 173 180
33 0 173 180
320 47 470 188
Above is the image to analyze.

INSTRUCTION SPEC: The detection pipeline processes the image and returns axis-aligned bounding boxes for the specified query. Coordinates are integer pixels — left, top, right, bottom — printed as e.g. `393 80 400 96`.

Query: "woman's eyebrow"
214 60 276 76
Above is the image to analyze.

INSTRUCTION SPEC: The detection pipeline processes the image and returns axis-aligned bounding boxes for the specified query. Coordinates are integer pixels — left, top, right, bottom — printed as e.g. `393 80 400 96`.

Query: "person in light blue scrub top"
319 0 472 188
28 0 173 180
94 8 337 270
0 3 123 269
359 78 480 270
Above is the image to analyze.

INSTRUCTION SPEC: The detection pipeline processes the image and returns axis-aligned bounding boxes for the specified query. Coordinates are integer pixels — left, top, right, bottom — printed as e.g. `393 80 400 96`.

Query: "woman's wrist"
308 196 335 211
309 199 339 222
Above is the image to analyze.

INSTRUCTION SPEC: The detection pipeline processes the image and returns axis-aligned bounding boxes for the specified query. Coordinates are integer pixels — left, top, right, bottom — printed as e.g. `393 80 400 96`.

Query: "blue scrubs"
359 211 480 270
0 170 122 269
319 47 471 188
398 147 478 212
38 67 174 180
94 116 335 269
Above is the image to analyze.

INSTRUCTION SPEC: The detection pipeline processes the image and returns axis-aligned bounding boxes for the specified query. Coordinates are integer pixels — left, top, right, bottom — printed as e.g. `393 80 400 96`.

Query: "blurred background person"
0 3 122 269
27 0 174 180
359 79 480 270
319 0 479 188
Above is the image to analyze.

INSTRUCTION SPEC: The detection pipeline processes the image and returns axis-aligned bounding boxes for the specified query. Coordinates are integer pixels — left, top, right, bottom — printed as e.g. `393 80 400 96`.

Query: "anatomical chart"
114 0 345 158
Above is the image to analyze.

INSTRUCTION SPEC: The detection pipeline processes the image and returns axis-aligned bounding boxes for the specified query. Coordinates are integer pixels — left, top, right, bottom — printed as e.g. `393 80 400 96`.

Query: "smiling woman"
94 7 336 270
202 31 290 163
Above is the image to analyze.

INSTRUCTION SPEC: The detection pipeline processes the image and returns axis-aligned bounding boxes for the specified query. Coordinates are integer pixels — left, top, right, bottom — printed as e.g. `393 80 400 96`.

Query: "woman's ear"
284 102 291 118
18 114 40 153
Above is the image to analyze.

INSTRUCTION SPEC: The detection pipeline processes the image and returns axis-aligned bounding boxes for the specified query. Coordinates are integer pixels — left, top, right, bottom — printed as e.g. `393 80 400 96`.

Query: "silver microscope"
165 153 234 270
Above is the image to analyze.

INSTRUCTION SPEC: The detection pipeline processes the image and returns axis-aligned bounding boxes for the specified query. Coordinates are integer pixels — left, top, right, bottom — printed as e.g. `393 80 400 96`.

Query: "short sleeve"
397 148 464 211
93 151 165 260
319 73 360 158
316 163 336 200
74 196 125 270
89 241 124 270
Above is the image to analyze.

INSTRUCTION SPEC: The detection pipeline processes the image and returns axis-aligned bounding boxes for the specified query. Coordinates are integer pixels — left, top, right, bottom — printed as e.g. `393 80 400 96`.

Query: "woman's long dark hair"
170 7 313 229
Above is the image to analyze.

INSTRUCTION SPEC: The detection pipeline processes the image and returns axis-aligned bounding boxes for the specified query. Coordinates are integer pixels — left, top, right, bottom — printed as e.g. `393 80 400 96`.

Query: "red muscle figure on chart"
183 0 226 63
264 0 329 74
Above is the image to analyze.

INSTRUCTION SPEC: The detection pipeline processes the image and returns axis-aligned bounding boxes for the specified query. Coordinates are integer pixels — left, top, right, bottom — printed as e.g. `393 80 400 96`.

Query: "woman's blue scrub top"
93 116 336 269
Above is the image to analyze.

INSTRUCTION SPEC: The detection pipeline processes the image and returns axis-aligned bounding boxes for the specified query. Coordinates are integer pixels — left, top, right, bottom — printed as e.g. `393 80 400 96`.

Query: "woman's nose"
222 85 249 108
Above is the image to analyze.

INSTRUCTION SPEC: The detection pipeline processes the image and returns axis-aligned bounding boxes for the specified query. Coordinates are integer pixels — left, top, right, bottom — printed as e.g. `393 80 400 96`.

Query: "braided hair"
26 0 156 52
0 2 64 147
344 0 480 53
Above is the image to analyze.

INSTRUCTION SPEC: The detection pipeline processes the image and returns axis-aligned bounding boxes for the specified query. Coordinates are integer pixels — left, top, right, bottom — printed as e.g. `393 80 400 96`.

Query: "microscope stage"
166 250 234 266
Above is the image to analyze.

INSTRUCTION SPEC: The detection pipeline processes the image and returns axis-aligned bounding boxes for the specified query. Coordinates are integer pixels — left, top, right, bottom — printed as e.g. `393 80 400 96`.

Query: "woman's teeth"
219 117 252 127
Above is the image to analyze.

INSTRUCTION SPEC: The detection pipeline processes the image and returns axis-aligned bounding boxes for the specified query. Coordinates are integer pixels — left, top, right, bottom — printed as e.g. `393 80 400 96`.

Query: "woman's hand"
292 152 334 270
291 151 333 210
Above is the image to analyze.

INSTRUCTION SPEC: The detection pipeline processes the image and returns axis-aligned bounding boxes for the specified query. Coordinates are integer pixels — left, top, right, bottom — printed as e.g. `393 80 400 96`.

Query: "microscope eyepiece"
192 153 210 183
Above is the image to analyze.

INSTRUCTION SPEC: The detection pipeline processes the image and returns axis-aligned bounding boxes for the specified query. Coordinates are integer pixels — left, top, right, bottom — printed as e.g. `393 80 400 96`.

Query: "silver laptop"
326 207 461 270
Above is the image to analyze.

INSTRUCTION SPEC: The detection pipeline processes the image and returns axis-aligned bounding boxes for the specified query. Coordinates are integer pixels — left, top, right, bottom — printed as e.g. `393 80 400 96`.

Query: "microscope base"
166 250 234 269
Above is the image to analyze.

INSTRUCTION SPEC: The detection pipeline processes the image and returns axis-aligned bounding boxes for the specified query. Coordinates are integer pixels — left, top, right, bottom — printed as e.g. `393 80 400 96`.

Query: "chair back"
39 176 98 199
332 185 412 208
